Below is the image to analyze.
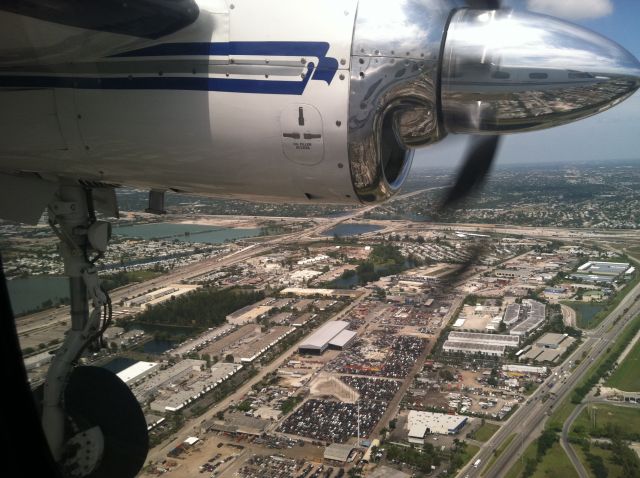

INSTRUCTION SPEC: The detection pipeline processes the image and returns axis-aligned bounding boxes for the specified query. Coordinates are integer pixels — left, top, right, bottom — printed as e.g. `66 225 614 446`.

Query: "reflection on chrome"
441 9 640 134
347 0 452 203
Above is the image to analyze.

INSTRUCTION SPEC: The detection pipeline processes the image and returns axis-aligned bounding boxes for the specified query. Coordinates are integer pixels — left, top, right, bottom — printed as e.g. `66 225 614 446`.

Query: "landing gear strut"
41 182 147 477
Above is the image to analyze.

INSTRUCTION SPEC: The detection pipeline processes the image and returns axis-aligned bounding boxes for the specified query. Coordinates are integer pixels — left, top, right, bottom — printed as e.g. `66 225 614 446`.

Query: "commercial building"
298 320 350 354
407 411 467 444
116 361 161 386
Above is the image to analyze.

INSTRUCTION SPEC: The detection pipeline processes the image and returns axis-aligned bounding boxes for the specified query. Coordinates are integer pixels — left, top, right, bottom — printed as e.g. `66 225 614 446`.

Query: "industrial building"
168 323 235 356
125 284 198 309
233 326 295 363
520 332 576 363
324 443 354 463
298 320 351 354
443 331 519 357
510 299 545 336
502 364 547 374
328 329 357 349
503 303 521 325
226 299 274 325
130 358 205 403
149 362 241 412
578 261 632 275
145 414 165 431
407 411 467 444
448 331 520 347
443 340 507 357
116 361 161 386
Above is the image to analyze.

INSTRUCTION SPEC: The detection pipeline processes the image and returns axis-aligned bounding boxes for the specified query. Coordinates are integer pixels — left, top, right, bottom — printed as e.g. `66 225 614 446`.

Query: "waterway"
7 276 69 315
323 223 382 237
113 223 262 243
141 339 175 355
565 302 606 328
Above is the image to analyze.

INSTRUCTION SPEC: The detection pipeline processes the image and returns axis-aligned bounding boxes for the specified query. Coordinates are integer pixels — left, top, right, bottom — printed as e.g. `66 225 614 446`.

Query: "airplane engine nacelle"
0 0 638 207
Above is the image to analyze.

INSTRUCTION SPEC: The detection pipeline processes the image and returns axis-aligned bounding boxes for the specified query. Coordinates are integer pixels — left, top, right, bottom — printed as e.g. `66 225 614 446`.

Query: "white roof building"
328 329 357 349
116 361 160 385
407 411 467 444
298 320 350 354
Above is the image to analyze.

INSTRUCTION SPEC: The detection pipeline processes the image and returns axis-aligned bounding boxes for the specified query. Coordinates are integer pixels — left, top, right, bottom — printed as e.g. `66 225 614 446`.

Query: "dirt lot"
154 431 326 478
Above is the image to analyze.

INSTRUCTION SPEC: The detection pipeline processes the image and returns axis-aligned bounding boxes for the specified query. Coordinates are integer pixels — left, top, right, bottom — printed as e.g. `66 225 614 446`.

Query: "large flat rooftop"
299 320 350 352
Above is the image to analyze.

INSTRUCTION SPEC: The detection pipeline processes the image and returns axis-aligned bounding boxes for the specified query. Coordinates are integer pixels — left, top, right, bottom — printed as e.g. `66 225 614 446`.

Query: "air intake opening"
380 110 407 187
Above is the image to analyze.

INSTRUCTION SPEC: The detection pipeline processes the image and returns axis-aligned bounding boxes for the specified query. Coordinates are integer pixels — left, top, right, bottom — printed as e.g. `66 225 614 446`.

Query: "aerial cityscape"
5 160 640 478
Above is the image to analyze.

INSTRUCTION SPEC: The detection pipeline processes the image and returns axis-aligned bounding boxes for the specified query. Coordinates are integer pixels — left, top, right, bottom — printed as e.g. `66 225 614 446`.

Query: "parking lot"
339 376 401 403
328 331 426 379
278 398 387 443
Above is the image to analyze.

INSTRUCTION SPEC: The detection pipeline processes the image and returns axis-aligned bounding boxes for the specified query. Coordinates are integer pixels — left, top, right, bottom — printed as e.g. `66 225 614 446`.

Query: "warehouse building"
149 362 241 412
407 411 467 444
324 443 354 463
328 329 357 350
130 359 205 403
168 323 235 356
519 333 576 363
443 340 506 357
298 320 350 354
226 299 274 325
448 331 520 347
578 261 631 275
116 361 161 386
510 299 545 336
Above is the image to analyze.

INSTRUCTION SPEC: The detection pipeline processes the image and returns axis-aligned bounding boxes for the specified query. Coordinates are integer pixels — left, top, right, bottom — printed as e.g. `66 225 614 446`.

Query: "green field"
575 445 625 478
474 423 500 442
531 442 579 478
461 444 480 466
505 440 577 478
571 403 640 439
606 336 640 391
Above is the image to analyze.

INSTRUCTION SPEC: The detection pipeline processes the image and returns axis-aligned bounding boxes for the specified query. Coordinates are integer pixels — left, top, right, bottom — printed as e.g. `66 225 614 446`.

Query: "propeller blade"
466 0 500 8
440 134 500 210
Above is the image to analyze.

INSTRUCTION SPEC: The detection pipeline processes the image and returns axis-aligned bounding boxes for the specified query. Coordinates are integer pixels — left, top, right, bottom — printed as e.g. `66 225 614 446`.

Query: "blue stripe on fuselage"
0 62 316 94
110 41 338 86
0 42 339 94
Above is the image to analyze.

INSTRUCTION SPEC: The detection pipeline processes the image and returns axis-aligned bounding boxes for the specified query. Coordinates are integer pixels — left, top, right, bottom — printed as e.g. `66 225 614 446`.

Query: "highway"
457 278 640 478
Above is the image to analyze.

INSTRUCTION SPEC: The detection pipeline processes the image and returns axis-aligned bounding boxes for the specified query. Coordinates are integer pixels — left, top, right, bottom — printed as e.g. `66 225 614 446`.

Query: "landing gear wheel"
64 366 148 478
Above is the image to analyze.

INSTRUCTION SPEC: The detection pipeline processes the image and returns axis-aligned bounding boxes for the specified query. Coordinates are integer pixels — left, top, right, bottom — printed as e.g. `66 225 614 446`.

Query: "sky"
412 0 640 169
